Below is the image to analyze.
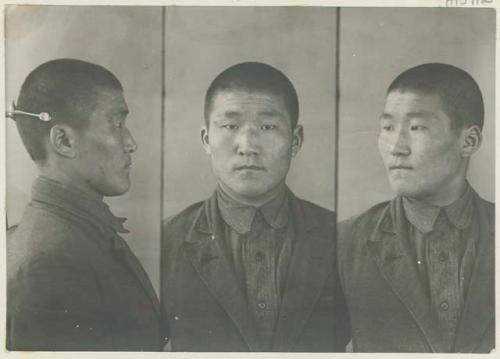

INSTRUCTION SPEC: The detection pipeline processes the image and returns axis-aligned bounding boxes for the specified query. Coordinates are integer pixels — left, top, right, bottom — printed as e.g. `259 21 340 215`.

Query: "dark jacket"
161 190 350 352
7 177 162 351
338 189 494 353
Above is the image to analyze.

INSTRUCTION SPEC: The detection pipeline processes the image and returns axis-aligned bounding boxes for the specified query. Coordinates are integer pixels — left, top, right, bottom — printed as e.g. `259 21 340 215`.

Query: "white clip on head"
6 101 52 122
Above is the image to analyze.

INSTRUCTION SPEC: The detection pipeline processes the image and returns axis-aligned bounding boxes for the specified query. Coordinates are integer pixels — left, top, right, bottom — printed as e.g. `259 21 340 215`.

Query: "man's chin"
390 182 420 198
100 182 131 197
231 187 267 199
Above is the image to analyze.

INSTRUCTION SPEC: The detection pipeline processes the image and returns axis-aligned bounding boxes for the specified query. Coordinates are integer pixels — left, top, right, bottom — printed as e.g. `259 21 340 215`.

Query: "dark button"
438 252 448 262
257 302 266 309
255 251 265 262
440 301 449 311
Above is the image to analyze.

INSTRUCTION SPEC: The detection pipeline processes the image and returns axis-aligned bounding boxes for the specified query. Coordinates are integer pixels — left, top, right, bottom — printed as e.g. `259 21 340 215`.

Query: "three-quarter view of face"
378 90 470 204
72 87 137 197
202 89 302 204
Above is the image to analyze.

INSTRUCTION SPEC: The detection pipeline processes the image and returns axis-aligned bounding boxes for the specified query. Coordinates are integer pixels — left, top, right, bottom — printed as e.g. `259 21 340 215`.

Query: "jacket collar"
32 176 129 236
216 184 289 234
183 188 331 351
402 183 473 233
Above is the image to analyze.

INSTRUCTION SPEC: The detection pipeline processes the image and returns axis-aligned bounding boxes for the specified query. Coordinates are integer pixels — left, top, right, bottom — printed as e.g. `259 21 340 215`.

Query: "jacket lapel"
272 194 334 351
366 198 445 352
181 194 260 351
454 194 495 352
111 235 161 314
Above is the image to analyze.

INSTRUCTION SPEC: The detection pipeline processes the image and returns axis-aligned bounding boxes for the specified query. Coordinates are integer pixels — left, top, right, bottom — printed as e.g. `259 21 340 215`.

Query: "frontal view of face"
203 90 302 204
378 90 466 204
73 87 137 197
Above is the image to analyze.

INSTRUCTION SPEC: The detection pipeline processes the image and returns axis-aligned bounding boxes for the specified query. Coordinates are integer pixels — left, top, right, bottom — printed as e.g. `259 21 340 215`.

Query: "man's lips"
389 165 413 170
234 165 266 171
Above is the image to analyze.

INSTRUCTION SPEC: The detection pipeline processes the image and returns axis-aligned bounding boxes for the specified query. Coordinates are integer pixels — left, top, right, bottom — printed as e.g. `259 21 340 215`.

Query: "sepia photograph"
5 6 164 351
2 1 497 356
162 6 341 352
337 7 495 353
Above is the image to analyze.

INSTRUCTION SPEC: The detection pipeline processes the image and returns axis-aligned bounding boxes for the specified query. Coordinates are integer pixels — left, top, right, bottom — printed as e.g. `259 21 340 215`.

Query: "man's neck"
217 182 286 208
38 165 103 201
410 176 467 207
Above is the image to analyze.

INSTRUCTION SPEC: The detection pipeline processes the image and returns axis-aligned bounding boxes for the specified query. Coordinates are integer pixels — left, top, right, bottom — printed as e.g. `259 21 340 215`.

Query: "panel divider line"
334 7 341 221
159 5 166 304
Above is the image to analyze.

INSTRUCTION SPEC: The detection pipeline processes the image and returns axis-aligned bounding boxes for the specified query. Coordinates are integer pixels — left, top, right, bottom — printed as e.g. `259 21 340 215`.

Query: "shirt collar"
402 182 473 234
32 176 129 234
216 184 289 235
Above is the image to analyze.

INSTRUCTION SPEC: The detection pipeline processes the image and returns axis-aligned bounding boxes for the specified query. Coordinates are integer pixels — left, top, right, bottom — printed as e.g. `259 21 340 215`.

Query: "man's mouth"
389 165 413 170
235 165 266 171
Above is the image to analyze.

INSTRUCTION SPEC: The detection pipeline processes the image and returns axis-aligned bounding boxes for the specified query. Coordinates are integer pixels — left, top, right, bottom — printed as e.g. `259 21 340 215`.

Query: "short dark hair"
204 62 299 128
387 63 484 130
15 58 123 162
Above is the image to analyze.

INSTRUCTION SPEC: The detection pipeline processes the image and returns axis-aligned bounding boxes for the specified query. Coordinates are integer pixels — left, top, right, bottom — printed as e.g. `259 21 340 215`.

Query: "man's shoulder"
473 190 495 228
162 200 206 233
8 203 101 280
292 195 335 225
338 200 392 236
11 203 88 245
476 193 495 212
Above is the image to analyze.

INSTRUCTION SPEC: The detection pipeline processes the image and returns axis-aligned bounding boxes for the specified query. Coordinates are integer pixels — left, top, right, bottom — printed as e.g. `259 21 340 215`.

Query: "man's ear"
201 126 211 155
461 125 482 158
291 124 304 157
49 125 77 158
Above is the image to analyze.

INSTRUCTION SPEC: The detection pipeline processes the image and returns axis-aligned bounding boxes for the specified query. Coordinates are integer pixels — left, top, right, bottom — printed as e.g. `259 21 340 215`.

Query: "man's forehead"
93 87 128 114
383 90 446 115
214 89 285 105
386 89 443 105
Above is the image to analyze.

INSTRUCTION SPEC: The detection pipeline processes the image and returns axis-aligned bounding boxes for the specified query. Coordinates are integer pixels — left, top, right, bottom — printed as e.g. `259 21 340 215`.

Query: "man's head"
378 63 483 205
15 59 137 197
201 62 303 206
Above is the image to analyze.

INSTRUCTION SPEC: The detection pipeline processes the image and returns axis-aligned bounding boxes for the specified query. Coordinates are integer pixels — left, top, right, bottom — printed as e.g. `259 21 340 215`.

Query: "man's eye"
381 125 393 131
410 125 426 131
261 124 276 130
222 124 238 130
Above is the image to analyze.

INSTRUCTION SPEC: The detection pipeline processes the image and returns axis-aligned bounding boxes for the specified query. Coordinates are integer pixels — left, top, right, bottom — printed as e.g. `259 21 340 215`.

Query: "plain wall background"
163 7 337 218
338 8 495 221
5 6 163 293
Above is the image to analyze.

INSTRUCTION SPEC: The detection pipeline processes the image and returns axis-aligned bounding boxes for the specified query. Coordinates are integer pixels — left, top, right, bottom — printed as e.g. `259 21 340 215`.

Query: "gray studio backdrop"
5 6 163 293
163 7 337 219
338 8 495 221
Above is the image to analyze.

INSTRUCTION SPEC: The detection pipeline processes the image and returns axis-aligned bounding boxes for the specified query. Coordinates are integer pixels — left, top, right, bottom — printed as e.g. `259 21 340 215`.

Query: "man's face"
73 87 137 197
378 90 466 202
202 90 302 204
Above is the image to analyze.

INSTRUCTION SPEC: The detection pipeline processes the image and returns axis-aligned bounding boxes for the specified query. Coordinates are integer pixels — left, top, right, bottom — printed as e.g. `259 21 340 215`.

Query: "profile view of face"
73 87 138 197
378 90 466 203
202 89 302 204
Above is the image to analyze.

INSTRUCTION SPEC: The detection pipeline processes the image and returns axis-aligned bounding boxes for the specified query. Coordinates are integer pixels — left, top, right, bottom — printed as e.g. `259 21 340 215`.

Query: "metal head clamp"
5 100 52 122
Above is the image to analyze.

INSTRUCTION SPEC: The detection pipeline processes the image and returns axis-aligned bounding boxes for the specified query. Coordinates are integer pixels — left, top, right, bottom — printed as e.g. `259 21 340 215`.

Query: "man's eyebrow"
220 110 241 119
405 111 436 120
258 109 283 118
379 113 393 120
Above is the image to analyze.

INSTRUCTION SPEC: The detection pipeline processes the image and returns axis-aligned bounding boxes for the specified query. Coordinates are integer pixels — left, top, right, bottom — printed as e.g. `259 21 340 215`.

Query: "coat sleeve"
8 253 112 351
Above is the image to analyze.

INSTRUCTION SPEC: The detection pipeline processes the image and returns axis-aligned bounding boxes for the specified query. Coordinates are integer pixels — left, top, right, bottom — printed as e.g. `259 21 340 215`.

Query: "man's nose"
389 129 410 156
124 127 138 153
236 127 259 156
